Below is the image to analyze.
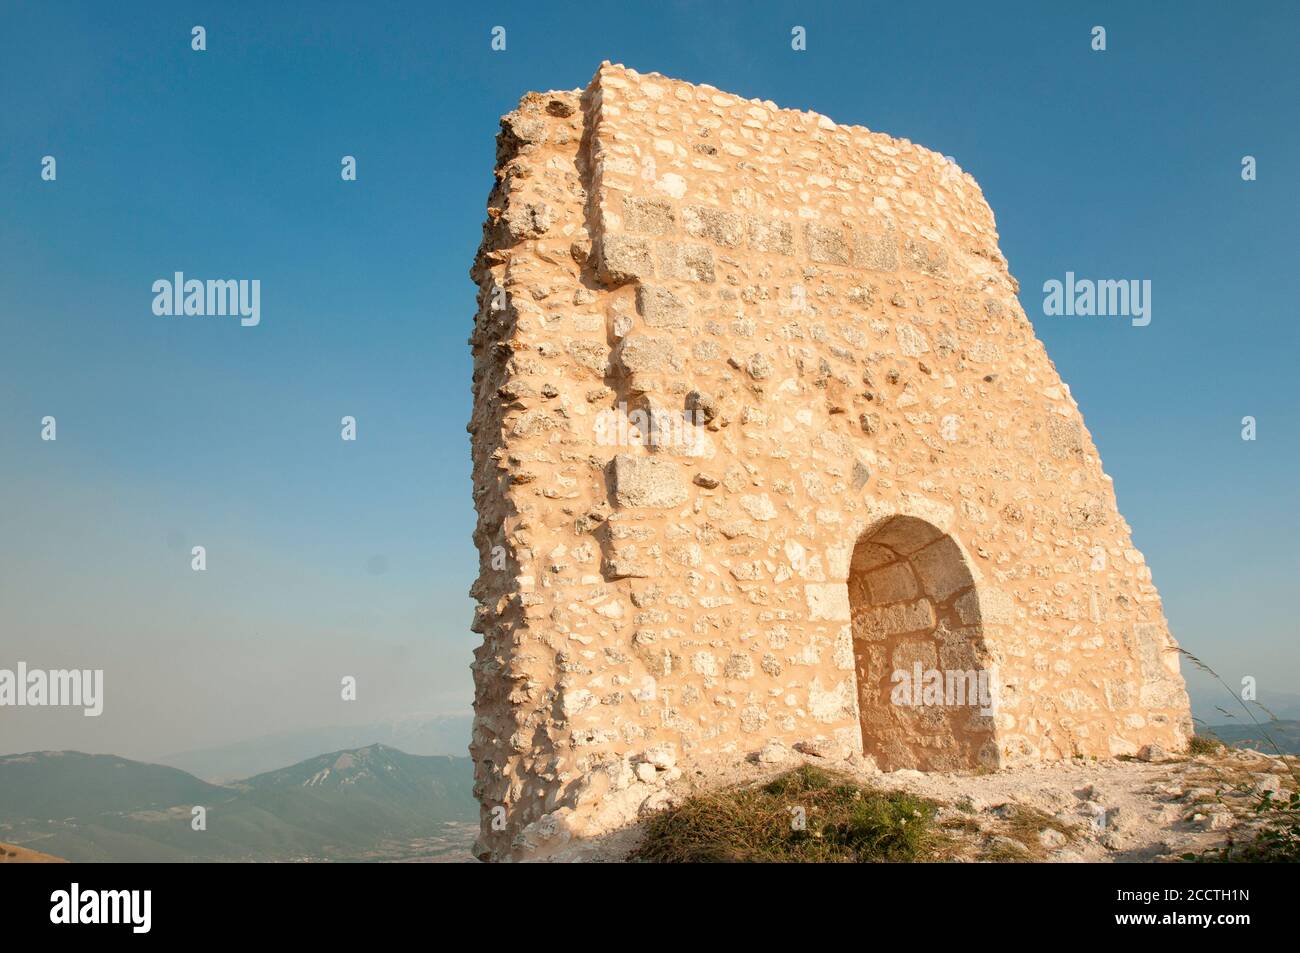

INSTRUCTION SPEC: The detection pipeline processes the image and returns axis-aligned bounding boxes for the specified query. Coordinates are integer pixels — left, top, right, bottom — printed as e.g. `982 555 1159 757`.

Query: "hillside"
1187 685 1300 724
0 751 228 819
0 841 67 863
1202 720 1300 755
0 745 476 862
158 715 473 782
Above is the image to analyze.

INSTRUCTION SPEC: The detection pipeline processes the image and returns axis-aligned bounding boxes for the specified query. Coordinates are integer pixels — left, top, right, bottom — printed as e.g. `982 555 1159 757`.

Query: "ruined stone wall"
467 62 1191 861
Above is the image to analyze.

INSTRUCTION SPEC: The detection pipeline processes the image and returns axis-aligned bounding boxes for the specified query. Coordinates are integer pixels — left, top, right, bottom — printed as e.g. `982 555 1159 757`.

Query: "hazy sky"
2 1 1296 760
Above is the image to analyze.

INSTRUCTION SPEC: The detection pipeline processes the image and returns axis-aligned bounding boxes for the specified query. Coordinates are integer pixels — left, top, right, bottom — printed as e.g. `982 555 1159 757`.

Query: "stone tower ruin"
467 63 1192 861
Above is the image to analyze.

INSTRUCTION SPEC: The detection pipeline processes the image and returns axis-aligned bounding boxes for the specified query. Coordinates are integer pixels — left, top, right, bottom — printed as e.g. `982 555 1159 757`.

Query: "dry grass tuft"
630 765 940 863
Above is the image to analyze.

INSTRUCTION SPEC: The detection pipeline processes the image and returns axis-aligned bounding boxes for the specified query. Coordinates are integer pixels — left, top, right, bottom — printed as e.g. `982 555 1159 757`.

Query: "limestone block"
739 493 778 521
683 205 745 246
869 517 944 555
864 561 918 605
892 638 939 672
911 535 971 601
610 454 688 508
635 285 688 329
747 216 794 255
806 583 851 621
623 196 676 234
616 334 681 374
902 237 947 277
896 322 930 358
599 234 654 284
804 222 851 265
855 229 898 271
855 601 936 640
807 677 856 723
850 542 896 573
654 241 715 282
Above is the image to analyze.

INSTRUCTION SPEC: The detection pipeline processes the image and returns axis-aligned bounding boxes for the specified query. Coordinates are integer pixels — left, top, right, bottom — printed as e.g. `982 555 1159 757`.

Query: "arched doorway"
848 516 999 771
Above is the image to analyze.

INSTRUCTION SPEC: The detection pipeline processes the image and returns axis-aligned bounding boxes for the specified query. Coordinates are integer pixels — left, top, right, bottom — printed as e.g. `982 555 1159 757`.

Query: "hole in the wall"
848 516 998 771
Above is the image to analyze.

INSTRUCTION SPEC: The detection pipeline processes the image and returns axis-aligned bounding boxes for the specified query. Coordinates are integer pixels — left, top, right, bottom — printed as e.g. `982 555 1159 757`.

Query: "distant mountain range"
1187 685 1300 725
1200 720 1300 755
0 744 477 862
157 714 474 782
1187 683 1300 754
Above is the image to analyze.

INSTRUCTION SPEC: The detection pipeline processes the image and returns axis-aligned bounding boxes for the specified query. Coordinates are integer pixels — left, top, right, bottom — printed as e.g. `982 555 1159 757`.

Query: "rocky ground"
546 744 1298 862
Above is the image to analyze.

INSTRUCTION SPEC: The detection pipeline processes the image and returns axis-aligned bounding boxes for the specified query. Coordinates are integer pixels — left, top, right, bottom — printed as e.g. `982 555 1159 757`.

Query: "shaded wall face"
467 65 1191 859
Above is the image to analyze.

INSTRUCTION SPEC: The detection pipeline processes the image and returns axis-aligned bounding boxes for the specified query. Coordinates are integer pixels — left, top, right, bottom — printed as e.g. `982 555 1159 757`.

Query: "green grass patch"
629 765 939 863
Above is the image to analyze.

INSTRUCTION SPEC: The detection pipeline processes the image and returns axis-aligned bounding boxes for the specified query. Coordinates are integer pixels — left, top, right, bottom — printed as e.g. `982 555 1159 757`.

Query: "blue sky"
1 1 1296 758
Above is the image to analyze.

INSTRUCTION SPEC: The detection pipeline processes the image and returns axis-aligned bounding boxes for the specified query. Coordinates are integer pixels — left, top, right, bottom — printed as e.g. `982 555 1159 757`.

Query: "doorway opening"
847 517 997 771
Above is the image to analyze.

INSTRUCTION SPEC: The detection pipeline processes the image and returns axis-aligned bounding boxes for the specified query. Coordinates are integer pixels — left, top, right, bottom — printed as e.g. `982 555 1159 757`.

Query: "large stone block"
854 600 936 640
806 583 851 621
616 334 682 374
864 562 918 605
855 229 898 271
869 517 944 555
804 222 851 265
891 638 939 672
654 241 715 282
683 205 745 247
635 285 689 329
902 237 947 277
599 234 654 284
610 454 688 508
911 536 970 601
747 216 794 255
623 196 676 234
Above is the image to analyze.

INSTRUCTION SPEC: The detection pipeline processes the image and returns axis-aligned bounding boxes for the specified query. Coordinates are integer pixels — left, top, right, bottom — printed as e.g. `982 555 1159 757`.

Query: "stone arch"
847 515 1000 771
